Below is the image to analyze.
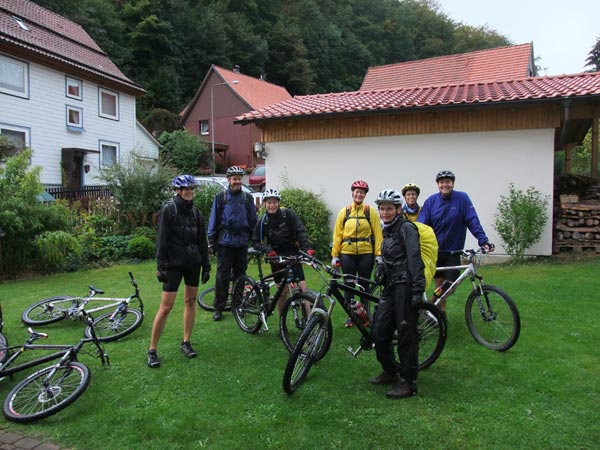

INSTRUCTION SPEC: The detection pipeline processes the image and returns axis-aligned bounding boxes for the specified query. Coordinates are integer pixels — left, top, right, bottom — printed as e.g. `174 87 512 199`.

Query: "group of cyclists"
148 165 494 399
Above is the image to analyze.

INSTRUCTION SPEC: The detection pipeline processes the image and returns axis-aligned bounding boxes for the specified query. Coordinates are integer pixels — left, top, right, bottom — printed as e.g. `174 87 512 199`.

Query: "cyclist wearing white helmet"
401 183 421 222
252 189 315 312
148 175 211 368
418 170 494 318
207 166 258 321
331 180 383 328
369 189 425 399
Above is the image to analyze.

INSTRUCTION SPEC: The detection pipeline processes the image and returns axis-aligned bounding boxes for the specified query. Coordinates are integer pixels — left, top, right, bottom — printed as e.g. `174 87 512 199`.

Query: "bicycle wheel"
3 361 90 423
279 292 332 361
196 287 232 312
282 313 330 394
465 285 520 351
415 302 447 370
84 308 144 342
366 283 383 321
231 275 263 334
0 332 7 365
21 296 75 325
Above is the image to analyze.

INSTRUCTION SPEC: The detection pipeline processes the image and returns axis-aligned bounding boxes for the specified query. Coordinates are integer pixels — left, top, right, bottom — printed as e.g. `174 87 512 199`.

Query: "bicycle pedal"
347 345 362 358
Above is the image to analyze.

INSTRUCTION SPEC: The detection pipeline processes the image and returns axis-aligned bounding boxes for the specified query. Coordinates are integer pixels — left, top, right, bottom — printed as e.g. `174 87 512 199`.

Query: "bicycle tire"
3 361 90 423
415 302 447 370
21 296 75 326
279 292 332 361
282 313 330 394
231 275 263 334
465 285 520 351
0 333 7 365
84 308 144 342
366 283 383 321
196 287 232 312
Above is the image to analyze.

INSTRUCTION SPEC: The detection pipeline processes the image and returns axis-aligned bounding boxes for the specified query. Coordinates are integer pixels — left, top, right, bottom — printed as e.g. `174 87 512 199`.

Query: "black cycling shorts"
163 266 201 292
434 252 461 281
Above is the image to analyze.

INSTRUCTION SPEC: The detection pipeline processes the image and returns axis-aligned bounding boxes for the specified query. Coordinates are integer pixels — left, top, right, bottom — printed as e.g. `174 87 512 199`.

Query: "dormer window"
13 17 29 31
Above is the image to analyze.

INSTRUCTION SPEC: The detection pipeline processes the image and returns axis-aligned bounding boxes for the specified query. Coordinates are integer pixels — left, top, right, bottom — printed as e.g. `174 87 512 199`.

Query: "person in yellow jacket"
331 180 383 327
401 183 421 222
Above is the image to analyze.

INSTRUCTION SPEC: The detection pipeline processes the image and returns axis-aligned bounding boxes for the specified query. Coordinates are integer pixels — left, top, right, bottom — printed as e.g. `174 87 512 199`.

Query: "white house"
0 0 159 192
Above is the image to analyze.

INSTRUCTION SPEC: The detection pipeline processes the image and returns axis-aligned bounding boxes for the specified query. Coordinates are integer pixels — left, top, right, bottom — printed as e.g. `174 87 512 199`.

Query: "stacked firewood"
554 197 600 252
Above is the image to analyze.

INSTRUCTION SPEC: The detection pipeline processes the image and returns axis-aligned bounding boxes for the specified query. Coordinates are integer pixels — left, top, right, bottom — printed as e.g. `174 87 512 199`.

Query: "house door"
61 149 83 191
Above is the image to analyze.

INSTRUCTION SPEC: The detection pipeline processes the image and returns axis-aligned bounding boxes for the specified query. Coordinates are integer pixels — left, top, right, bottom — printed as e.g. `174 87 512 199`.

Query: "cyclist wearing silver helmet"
149 175 211 368
418 170 494 318
207 166 258 321
369 189 425 399
252 189 315 313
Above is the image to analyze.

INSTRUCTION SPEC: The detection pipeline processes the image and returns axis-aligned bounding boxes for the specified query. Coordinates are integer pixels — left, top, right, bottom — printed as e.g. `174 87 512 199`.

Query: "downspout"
558 100 571 148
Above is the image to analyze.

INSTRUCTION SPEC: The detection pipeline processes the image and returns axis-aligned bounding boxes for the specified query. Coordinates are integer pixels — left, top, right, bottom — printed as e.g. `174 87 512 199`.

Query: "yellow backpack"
413 222 438 290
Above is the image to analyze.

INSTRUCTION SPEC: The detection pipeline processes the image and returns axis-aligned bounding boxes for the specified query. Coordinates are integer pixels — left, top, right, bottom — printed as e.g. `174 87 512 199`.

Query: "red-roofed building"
235 69 600 257
360 43 536 91
0 0 159 191
181 65 291 171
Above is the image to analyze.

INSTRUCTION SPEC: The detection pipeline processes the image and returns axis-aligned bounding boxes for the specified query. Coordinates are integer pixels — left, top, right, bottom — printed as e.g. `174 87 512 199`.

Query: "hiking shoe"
344 317 353 328
386 381 418 399
213 310 223 321
181 341 198 358
369 372 399 385
147 349 160 368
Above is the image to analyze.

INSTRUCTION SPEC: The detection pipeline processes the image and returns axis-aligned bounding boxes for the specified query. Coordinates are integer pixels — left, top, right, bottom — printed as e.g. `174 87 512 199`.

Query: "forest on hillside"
32 0 513 120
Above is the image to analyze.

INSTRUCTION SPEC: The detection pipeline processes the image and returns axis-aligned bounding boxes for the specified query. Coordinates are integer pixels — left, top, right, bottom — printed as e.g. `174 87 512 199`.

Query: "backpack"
259 208 293 242
343 204 374 243
215 190 254 223
160 199 200 225
412 221 438 290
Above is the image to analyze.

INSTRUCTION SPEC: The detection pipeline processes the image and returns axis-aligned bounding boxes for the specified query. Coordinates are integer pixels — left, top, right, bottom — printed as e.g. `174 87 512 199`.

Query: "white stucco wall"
263 129 555 256
0 57 158 185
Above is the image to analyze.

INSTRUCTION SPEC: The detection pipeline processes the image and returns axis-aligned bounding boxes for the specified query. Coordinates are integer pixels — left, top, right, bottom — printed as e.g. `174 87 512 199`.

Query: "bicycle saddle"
88 285 105 295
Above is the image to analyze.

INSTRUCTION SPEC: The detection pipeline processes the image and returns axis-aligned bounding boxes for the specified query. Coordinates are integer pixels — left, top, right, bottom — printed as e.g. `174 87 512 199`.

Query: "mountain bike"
21 272 144 342
231 248 329 354
0 304 6 365
426 248 521 351
0 314 109 423
282 251 447 394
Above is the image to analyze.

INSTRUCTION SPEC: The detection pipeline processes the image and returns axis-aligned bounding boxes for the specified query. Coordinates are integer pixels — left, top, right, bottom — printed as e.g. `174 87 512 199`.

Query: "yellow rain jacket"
331 203 383 257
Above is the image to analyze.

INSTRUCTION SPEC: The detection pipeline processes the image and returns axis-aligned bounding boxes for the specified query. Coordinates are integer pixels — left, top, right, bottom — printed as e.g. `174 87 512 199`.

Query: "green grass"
0 255 598 449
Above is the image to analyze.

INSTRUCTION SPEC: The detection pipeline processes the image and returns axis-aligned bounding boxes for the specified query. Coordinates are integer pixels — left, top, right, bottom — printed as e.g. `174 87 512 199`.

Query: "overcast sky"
438 0 599 76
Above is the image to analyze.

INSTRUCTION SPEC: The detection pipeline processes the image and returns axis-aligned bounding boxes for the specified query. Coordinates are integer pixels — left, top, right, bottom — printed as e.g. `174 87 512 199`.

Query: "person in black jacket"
252 189 314 313
148 175 211 368
369 189 425 398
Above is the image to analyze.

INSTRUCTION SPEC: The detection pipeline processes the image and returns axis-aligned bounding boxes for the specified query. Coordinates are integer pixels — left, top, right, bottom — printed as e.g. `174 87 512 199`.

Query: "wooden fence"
46 185 112 200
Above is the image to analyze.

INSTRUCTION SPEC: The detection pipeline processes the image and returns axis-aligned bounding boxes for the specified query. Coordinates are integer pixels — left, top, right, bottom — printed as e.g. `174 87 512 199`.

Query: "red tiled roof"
235 72 600 123
213 66 291 110
0 0 143 94
360 43 534 91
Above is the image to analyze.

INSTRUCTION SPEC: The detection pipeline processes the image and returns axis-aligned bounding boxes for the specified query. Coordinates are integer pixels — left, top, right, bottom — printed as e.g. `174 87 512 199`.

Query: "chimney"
233 65 240 74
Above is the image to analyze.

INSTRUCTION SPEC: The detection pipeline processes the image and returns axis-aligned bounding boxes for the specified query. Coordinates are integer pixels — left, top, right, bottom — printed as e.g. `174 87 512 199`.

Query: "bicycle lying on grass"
282 251 447 394
0 314 109 423
231 248 329 354
0 304 6 365
21 272 144 342
426 248 521 351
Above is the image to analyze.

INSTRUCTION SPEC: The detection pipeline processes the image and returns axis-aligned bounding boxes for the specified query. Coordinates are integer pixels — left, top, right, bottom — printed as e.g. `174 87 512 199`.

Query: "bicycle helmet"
172 175 198 189
435 170 455 182
351 180 369 193
226 166 245 177
262 188 280 202
401 183 420 196
375 189 403 205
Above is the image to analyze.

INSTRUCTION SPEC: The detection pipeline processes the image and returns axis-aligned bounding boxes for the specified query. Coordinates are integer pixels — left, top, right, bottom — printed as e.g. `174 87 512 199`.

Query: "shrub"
493 183 550 262
131 226 156 241
159 130 211 174
128 236 155 260
193 185 222 230
279 188 331 259
98 235 130 261
34 230 81 271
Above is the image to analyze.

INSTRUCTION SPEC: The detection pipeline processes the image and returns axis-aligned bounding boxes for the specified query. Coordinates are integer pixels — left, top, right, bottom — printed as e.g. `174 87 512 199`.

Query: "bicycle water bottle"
432 280 453 299
352 300 370 327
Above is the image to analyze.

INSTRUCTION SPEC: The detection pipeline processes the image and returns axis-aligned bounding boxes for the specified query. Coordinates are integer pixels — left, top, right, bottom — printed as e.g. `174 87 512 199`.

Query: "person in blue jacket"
208 166 258 321
418 170 494 316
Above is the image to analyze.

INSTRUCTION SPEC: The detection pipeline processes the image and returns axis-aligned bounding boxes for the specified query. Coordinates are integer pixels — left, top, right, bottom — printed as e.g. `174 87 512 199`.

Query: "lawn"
0 254 598 450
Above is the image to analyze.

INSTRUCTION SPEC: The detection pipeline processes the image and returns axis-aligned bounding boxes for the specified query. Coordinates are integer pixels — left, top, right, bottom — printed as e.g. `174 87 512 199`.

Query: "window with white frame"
66 105 83 129
0 123 30 156
200 120 209 135
98 87 119 120
100 140 118 167
66 76 82 100
0 54 29 98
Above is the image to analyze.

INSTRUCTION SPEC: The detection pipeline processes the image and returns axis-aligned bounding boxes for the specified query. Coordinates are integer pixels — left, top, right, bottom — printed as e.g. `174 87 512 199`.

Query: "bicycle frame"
425 250 484 306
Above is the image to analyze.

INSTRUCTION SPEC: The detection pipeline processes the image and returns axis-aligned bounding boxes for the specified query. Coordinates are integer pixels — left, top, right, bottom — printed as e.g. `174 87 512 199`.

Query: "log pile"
554 197 600 253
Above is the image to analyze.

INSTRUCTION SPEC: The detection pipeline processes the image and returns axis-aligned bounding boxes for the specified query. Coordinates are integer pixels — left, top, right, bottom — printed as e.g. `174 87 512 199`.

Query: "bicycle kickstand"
347 345 363 358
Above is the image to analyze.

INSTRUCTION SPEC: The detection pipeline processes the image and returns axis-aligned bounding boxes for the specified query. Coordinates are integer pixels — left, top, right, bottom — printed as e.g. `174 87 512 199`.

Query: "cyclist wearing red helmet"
331 180 383 328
